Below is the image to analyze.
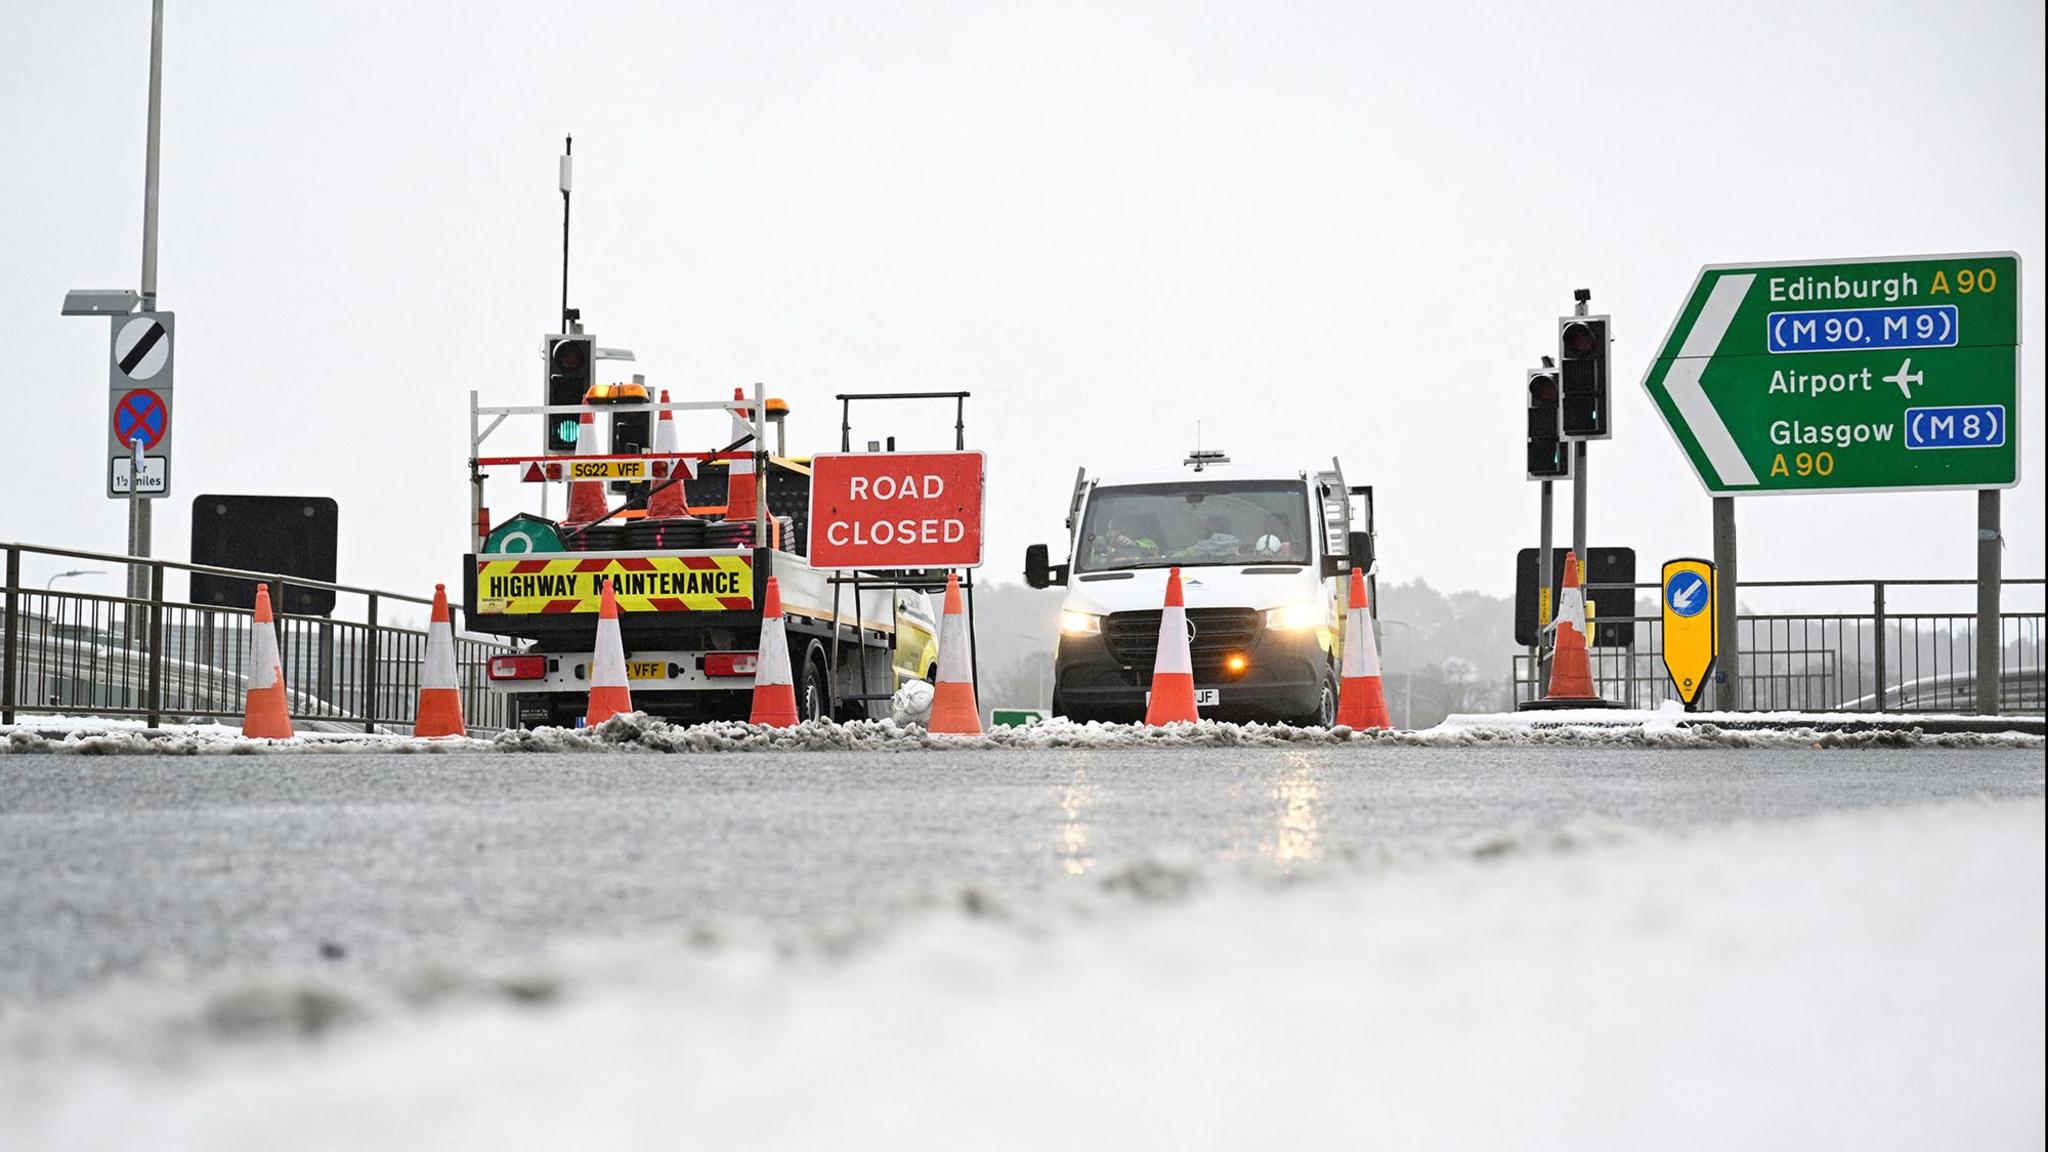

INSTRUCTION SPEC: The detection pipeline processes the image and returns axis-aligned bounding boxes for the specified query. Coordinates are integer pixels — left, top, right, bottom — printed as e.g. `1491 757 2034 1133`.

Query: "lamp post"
47 569 106 591
1379 618 1415 730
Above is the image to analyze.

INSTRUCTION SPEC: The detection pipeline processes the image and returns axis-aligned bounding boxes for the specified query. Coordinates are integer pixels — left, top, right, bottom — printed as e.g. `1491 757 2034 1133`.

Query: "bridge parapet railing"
3 541 516 732
1510 577 2045 715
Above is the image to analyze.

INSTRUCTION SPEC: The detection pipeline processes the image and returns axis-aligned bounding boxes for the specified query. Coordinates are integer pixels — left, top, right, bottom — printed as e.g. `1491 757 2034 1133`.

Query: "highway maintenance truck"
463 375 944 729
1024 448 1375 726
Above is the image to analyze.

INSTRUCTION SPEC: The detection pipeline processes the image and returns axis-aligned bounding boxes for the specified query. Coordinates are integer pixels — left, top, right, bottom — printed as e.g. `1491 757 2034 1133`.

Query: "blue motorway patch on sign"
1766 304 1958 354
1664 571 1709 618
1904 405 2005 450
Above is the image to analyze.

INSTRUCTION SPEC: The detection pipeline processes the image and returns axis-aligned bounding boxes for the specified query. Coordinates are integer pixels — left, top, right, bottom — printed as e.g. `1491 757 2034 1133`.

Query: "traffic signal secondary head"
1525 368 1570 480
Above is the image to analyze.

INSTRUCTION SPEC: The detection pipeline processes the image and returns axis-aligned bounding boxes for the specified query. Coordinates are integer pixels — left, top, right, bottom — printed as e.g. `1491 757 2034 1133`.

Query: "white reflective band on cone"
423 620 457 687
937 606 972 681
591 613 628 686
249 624 282 690
1557 586 1587 633
1153 606 1192 674
754 616 792 686
1342 607 1381 678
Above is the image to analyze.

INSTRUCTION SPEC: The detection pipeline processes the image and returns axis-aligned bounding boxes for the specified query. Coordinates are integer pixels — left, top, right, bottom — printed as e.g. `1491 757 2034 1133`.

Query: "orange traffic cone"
566 409 609 524
585 577 633 726
1145 566 1201 725
1544 550 1598 701
928 572 982 734
725 387 759 525
414 583 467 737
1336 567 1392 729
749 576 800 727
242 582 294 739
647 389 695 519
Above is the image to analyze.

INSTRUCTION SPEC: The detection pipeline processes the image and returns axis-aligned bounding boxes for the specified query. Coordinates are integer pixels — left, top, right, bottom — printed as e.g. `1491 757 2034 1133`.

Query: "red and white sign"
808 451 985 570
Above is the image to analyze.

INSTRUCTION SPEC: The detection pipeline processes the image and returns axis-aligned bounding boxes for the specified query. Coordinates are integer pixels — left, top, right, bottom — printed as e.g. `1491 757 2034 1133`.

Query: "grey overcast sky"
3 0 2041 604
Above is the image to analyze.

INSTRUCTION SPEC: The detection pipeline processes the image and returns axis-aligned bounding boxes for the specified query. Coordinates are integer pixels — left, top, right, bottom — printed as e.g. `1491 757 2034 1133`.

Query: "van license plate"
1147 689 1221 706
626 661 670 681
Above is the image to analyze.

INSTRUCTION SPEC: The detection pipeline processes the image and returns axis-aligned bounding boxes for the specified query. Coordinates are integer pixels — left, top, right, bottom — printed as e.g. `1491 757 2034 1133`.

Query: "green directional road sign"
1642 253 2020 495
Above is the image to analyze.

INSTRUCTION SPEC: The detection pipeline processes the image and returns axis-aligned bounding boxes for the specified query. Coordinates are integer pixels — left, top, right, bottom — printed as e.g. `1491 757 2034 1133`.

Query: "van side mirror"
1321 530 1375 579
1024 544 1068 589
1348 529 1374 574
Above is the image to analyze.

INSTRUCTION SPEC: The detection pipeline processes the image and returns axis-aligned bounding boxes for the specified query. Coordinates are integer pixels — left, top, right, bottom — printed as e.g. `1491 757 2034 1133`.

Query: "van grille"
1103 608 1261 669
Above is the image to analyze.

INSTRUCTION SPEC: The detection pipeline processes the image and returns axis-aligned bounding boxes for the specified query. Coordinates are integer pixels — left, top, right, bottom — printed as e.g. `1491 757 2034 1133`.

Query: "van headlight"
1060 610 1103 636
1264 599 1324 631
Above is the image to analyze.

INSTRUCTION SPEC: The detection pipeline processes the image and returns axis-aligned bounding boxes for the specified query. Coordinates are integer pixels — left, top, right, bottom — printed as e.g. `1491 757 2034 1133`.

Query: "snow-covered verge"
4 709 2042 755
2 798 2040 1151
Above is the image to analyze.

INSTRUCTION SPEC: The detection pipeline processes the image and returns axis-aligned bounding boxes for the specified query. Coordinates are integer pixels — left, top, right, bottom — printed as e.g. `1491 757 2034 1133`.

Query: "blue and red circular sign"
113 388 168 450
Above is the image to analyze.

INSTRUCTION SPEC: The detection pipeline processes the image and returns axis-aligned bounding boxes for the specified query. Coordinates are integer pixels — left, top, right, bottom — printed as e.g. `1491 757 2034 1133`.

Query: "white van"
1024 450 1374 725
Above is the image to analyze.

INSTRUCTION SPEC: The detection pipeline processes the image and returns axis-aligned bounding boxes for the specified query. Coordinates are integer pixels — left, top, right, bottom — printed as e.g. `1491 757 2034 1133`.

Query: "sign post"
1659 559 1716 711
1642 252 2022 714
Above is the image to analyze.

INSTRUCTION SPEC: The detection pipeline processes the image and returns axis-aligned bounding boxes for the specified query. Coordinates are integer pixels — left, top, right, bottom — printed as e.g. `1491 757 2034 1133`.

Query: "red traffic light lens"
1528 373 1559 405
1561 321 1598 357
553 344 587 372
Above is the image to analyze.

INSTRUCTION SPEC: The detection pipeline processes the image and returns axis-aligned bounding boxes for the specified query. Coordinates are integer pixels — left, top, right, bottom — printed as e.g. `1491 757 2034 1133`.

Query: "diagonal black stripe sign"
118 321 167 375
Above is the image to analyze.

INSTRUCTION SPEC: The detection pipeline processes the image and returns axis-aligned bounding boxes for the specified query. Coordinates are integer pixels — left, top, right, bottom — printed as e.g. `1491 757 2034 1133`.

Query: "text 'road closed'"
808 451 986 570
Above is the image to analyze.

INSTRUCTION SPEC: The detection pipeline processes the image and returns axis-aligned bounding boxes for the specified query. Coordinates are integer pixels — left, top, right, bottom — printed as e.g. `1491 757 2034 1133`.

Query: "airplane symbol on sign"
1673 579 1703 610
1884 358 1924 399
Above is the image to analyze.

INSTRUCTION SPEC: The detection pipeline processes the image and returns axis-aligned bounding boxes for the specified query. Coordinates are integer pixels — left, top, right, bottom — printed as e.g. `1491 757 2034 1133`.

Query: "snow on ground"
2 798 2040 1151
3 709 2041 755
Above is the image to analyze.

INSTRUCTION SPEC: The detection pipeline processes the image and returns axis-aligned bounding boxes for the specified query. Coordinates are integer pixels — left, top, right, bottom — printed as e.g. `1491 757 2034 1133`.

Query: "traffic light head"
1525 369 1570 480
544 334 596 452
1556 315 1610 439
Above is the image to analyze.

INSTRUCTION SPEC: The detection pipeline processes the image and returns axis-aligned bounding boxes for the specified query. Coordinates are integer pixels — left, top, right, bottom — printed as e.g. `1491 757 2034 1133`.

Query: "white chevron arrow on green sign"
1641 253 2020 495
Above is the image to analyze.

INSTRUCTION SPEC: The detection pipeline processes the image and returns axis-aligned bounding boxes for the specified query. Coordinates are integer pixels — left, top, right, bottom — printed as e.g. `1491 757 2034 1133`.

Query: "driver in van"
1094 513 1162 563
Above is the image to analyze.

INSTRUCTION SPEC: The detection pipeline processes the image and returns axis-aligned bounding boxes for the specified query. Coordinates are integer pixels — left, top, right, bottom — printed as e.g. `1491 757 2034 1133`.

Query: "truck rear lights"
704 652 759 677
489 654 547 681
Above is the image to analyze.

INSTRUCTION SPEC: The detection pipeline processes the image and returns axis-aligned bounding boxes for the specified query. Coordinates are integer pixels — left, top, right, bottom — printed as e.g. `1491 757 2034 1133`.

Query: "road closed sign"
808 451 985 570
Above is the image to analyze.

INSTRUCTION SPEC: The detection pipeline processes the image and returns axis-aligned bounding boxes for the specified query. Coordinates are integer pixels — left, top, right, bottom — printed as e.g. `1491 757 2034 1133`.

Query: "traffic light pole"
128 0 165 606
1569 291 1589 562
1537 479 1554 687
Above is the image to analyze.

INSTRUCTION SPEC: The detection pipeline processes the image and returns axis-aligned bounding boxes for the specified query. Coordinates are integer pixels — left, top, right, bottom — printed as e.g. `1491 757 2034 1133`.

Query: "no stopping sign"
807 452 985 570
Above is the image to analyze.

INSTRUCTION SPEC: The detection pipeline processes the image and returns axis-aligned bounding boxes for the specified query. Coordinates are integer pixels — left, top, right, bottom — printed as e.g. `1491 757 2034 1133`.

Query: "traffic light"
1526 368 1570 479
543 333 595 452
1557 315 1610 439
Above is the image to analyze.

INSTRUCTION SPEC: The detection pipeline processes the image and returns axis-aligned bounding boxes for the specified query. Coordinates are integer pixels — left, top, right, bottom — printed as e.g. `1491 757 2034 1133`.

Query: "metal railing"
3 542 516 732
1512 577 2047 714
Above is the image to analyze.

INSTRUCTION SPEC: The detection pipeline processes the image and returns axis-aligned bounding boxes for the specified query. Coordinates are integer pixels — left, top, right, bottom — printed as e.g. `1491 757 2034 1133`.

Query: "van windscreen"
1076 482 1311 572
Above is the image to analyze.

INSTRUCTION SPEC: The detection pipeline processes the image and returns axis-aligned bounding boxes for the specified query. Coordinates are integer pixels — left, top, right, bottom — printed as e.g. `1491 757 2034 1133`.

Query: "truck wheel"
800 649 832 724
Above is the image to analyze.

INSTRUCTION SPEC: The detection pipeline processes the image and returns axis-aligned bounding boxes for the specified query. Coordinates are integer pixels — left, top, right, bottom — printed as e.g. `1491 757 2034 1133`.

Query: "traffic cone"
725 387 759 525
647 389 694 519
1544 550 1598 701
1336 567 1392 730
414 583 466 737
242 582 294 739
585 577 633 726
566 409 609 523
1145 566 1201 725
927 572 982 734
749 576 800 727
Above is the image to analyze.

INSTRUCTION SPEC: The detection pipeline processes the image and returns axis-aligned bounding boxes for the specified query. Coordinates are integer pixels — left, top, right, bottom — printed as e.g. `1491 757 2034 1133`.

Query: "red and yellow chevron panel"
474 554 754 615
